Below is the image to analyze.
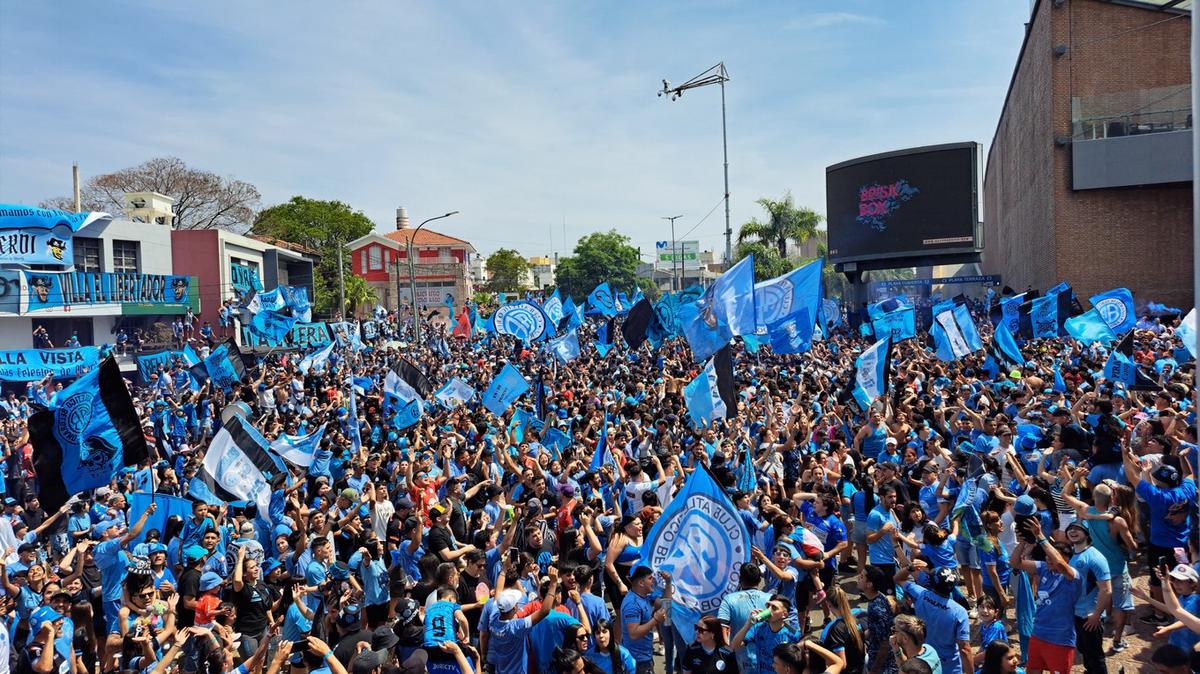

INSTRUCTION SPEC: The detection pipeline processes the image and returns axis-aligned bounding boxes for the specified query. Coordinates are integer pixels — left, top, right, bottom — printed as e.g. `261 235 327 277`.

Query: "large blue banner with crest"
644 464 750 643
0 205 112 265
491 300 551 343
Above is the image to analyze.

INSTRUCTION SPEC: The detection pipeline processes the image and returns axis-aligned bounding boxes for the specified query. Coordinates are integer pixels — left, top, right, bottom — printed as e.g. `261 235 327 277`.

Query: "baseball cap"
1013 495 1037 517
1153 464 1182 488
885 437 898 446
395 495 415 509
339 488 359 502
429 504 448 519
495 588 524 613
371 625 399 651
91 521 118 540
339 604 362 626
239 522 255 536
199 572 224 592
395 597 420 625
1168 564 1200 584
184 545 209 563
2 498 15 507
351 650 385 674
262 558 284 576
28 605 63 634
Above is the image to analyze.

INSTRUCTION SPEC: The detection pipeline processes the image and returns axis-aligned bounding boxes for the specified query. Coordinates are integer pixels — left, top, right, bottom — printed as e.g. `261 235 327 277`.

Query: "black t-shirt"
458 571 483 627
427 526 455 560
232 580 274 635
333 627 374 665
177 567 202 627
822 619 865 674
682 644 739 674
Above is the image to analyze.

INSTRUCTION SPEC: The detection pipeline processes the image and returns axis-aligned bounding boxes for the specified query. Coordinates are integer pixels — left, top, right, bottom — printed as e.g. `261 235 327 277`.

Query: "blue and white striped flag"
298 341 335 374
270 425 326 468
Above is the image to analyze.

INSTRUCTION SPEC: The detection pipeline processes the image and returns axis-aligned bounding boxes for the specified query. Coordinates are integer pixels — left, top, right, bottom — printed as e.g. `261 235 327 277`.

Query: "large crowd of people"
0 291 1196 674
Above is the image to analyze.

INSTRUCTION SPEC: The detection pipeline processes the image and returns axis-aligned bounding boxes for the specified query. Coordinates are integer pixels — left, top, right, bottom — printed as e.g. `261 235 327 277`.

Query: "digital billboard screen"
825 142 980 264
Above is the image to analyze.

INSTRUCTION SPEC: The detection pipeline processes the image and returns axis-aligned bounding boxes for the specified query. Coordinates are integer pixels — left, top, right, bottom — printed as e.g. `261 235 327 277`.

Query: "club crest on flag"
1094 297 1128 331
755 278 794 327
645 471 747 613
492 301 549 342
54 389 95 446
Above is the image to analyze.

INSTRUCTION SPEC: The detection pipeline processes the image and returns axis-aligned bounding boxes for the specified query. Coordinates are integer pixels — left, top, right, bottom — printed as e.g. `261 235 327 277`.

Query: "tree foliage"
554 230 639 301
485 249 529 292
735 191 823 282
251 196 376 315
736 191 823 258
40 156 260 231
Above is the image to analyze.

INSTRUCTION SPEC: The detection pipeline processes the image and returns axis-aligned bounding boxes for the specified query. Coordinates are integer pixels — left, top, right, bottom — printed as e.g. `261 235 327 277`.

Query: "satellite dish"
220 400 252 425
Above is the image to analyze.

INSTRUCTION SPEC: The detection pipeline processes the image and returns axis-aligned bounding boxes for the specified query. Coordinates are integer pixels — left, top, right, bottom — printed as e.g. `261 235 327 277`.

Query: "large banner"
0 205 112 265
135 349 196 380
0 347 101 382
230 263 263 297
239 321 332 349
25 271 191 312
0 271 20 315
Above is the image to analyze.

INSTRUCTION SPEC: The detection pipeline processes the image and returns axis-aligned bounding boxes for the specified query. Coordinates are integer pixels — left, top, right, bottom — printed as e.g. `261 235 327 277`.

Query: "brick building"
347 208 476 314
982 0 1193 308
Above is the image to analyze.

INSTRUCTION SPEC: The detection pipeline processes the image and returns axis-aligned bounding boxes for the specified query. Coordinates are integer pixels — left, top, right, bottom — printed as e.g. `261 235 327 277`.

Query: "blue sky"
0 2 1029 261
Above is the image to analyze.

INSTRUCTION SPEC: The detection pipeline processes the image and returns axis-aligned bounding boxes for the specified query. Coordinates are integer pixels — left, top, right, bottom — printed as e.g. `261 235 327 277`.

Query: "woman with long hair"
584 619 635 674
818 585 865 674
552 647 605 674
979 510 1012 611
979 640 1022 674
604 515 643 644
682 615 739 674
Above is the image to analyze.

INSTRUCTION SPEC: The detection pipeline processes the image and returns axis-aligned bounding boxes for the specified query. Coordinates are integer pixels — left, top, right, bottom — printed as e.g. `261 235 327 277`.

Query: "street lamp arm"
659 63 729 98
407 211 460 344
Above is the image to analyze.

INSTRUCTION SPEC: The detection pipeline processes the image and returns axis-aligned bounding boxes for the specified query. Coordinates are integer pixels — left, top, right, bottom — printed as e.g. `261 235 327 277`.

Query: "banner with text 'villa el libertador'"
0 347 101 382
0 204 112 265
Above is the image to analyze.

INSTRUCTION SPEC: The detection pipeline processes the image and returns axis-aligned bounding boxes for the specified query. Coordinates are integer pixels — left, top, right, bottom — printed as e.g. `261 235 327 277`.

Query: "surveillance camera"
657 91 663 97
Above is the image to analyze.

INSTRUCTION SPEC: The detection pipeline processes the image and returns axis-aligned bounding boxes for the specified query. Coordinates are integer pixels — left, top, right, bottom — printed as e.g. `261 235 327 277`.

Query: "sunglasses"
576 633 590 641
694 626 710 634
137 591 155 598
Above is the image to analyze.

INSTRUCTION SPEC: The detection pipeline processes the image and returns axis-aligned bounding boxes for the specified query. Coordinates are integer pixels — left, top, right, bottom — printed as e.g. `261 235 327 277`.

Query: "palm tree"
737 191 823 259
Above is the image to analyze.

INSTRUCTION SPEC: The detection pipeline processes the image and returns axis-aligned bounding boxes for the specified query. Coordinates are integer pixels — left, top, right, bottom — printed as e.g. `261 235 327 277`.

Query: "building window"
73 237 102 273
368 246 382 271
112 240 140 274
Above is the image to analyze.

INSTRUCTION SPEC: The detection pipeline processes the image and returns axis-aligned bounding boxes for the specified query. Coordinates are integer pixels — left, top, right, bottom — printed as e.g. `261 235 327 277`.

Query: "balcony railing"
1072 107 1192 140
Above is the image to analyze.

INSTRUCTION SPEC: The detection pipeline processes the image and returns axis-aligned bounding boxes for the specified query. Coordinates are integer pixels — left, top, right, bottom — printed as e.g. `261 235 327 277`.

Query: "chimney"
396 207 410 230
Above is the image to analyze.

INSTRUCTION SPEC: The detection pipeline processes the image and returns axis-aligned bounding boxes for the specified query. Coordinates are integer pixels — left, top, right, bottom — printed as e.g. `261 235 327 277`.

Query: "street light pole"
662 215 683 292
408 211 460 344
660 62 732 265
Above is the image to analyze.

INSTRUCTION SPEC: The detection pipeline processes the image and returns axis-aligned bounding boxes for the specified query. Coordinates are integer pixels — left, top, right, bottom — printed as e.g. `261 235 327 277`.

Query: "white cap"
495 589 524 613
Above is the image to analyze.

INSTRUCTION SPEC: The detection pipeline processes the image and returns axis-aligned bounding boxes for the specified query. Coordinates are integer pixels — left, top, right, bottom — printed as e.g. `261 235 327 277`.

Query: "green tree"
343 275 378 317
735 191 823 281
554 230 639 300
485 249 529 292
250 196 375 315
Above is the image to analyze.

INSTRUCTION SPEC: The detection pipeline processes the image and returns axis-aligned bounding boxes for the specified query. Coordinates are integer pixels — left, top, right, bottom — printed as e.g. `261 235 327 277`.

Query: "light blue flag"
643 464 751 644
1103 350 1138 387
492 300 552 343
127 493 193 544
820 297 842 334
852 338 890 411
1000 293 1026 335
270 424 326 468
1090 287 1136 334
589 413 612 471
346 383 363 452
867 295 911 320
994 320 1025 366
683 255 756 361
587 282 617 317
249 308 298 343
298 341 335 373
1065 308 1118 345
281 286 312 323
932 304 981 362
1178 309 1197 359
741 333 761 354
736 444 757 493
561 297 582 331
766 307 815 355
543 427 571 460
871 306 916 342
1053 364 1067 393
434 378 476 407
684 357 729 428
331 322 364 351
383 371 424 430
1030 295 1059 338
482 363 530 417
754 258 822 340
497 292 508 304
954 305 983 352
548 330 581 364
543 290 564 326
